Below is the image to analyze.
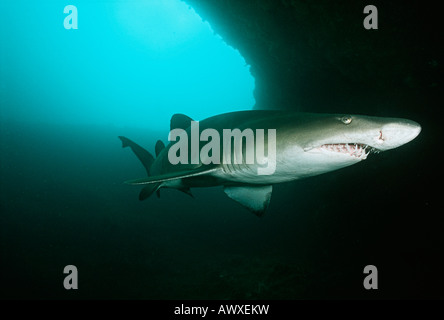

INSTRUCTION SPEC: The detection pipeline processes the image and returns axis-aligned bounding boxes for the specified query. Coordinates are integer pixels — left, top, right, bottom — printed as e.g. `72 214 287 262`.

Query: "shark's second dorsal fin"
170 114 194 131
155 140 165 157
223 185 273 217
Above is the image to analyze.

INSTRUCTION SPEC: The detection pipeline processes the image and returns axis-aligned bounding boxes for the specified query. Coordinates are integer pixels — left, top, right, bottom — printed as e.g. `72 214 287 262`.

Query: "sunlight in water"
0 0 255 131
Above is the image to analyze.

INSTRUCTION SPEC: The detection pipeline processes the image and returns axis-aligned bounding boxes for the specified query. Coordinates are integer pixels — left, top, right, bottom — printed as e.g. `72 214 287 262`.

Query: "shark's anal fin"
223 185 273 217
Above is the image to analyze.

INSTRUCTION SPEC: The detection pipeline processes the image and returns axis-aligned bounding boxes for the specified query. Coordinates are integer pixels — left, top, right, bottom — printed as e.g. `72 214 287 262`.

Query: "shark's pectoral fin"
223 185 273 217
139 183 161 201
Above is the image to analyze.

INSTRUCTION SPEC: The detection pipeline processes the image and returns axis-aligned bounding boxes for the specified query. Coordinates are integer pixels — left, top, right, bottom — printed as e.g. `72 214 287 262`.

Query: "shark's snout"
377 119 421 151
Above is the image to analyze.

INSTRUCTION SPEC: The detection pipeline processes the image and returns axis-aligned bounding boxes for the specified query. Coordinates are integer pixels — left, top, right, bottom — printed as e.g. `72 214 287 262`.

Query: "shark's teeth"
319 143 377 159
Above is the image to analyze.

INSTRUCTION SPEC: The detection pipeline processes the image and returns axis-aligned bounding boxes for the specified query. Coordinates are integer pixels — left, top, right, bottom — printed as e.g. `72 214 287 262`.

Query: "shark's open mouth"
319 143 379 160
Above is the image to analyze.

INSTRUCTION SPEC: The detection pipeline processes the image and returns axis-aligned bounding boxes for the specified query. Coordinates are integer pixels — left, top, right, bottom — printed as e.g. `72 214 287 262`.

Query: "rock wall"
185 0 441 116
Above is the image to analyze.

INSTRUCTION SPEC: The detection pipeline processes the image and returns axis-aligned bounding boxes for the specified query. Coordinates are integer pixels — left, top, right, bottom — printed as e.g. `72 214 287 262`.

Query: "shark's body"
119 110 421 216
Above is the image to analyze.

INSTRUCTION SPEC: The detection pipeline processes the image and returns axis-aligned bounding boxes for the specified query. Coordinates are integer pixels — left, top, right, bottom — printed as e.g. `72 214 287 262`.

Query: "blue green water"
0 0 255 129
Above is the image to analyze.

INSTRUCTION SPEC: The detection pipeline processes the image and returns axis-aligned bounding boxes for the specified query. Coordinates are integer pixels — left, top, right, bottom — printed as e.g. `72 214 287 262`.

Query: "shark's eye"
341 116 352 124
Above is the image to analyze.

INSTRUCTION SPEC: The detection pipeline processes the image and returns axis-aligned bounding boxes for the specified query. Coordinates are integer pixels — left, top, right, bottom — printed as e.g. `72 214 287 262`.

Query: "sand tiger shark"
119 110 421 216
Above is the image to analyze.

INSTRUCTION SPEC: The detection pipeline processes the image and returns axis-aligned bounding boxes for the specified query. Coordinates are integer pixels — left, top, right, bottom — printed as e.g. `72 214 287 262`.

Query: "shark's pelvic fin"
155 140 165 157
125 167 220 185
139 183 161 201
223 185 273 217
170 114 194 131
140 185 192 200
178 187 194 198
118 136 154 176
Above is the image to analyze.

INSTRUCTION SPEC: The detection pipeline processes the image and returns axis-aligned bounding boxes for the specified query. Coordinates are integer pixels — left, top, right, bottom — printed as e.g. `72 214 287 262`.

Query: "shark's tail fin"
119 136 171 201
119 136 195 201
118 136 154 176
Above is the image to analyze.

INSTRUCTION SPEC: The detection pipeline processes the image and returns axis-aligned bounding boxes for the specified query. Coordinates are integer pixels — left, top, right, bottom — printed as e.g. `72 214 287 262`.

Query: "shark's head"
280 113 421 178
302 113 421 153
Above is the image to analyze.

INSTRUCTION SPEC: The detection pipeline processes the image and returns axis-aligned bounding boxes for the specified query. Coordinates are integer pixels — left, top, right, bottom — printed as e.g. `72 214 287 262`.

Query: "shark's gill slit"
379 130 385 141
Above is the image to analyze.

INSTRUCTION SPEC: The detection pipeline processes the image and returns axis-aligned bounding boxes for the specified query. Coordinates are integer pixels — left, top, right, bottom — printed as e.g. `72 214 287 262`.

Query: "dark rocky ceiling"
185 0 442 118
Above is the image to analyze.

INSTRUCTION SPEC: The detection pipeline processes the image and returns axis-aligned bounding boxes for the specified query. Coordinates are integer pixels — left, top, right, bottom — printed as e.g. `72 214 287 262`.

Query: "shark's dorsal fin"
223 185 273 217
170 114 194 131
155 140 165 157
125 166 219 185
